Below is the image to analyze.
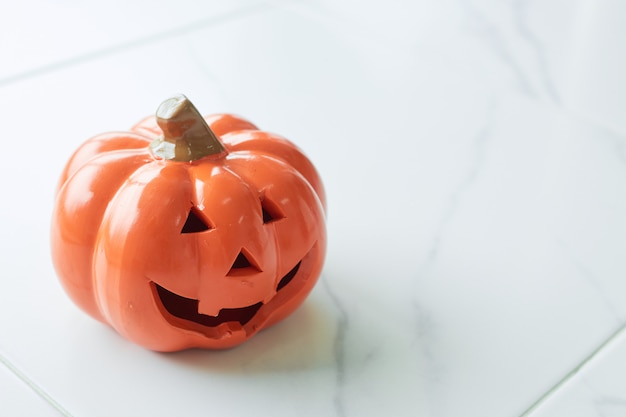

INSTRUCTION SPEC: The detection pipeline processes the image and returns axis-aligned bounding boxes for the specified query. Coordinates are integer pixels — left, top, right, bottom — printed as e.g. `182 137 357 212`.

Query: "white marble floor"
1 1 626 416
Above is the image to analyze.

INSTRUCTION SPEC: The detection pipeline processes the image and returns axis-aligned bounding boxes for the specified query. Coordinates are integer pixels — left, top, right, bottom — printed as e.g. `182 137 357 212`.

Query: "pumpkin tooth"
197 299 222 317
153 282 262 327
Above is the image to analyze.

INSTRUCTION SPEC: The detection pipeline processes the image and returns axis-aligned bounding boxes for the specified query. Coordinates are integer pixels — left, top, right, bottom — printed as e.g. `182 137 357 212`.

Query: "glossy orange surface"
51 102 326 351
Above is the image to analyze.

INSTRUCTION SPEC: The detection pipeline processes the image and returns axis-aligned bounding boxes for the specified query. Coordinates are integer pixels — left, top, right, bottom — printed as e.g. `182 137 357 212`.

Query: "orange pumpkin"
51 95 326 351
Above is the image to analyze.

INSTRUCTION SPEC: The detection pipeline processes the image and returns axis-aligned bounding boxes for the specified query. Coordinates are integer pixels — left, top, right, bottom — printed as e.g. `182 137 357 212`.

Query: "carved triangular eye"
261 196 285 224
227 249 262 276
181 207 213 233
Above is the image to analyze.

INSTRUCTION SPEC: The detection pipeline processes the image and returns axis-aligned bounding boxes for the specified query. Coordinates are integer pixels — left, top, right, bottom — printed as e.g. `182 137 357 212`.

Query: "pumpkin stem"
150 95 227 162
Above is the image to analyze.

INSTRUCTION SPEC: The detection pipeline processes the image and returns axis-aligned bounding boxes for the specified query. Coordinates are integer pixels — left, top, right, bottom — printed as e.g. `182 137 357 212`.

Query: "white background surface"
1 0 626 416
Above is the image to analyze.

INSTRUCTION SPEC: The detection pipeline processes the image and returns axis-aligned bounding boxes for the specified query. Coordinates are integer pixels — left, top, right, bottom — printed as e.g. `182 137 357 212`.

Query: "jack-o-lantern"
50 95 326 351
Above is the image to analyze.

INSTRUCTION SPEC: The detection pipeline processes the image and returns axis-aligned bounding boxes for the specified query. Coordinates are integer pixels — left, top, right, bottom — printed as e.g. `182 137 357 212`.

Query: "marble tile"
519 0 626 134
0 1 626 417
0 354 61 417
0 0 265 84
291 0 626 133
527 325 626 417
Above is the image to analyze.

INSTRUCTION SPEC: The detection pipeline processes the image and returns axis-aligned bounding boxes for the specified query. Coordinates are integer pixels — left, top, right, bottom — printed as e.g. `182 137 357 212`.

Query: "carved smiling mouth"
152 261 302 329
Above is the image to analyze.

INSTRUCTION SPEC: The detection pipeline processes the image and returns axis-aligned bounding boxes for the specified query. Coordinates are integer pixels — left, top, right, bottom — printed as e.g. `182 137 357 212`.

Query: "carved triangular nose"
227 249 262 276
197 248 270 316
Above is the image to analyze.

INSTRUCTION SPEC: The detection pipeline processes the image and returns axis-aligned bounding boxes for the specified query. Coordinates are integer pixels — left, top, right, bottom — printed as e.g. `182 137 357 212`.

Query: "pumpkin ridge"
225 152 325 223
91 161 184 326
59 132 153 186
52 152 153 322
184 165 204 285
63 148 153 189
223 132 326 211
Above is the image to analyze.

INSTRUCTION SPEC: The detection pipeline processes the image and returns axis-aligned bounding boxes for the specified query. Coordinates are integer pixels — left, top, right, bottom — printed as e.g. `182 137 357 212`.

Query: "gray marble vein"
511 0 561 104
322 277 349 417
592 396 626 417
0 3 271 87
456 0 535 97
415 100 494 280
555 239 622 324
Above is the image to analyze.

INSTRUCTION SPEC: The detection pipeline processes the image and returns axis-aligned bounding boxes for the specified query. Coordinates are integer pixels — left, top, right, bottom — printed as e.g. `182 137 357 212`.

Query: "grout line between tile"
518 321 626 417
0 2 273 88
0 351 73 417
